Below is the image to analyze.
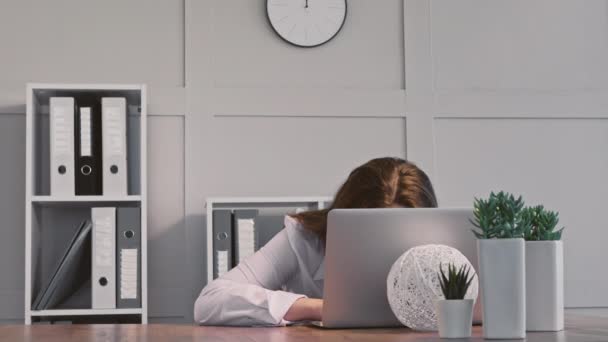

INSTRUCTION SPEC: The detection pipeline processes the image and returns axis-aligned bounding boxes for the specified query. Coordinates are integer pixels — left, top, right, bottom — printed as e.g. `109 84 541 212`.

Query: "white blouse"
194 215 325 326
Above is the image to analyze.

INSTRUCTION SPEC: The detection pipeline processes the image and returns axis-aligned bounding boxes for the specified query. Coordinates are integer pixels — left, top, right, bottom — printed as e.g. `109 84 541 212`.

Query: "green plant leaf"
470 191 530 239
437 263 474 300
520 204 564 241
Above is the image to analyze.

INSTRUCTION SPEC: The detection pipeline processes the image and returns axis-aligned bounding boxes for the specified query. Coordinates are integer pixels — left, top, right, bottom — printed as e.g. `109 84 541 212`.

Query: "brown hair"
290 157 437 239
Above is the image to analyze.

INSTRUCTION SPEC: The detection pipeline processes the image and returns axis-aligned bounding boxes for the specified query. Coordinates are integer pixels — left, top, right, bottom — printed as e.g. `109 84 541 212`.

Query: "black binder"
74 97 103 195
212 210 233 279
32 220 92 310
116 207 142 308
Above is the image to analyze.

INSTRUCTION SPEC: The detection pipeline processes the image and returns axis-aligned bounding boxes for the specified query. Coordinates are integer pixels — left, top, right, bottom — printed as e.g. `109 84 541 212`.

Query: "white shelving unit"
205 196 332 284
30 308 142 317
24 83 148 324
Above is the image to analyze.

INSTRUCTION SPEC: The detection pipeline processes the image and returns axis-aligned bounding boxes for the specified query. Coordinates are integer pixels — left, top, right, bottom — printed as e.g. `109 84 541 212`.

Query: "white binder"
92 207 116 309
49 97 75 196
101 98 128 195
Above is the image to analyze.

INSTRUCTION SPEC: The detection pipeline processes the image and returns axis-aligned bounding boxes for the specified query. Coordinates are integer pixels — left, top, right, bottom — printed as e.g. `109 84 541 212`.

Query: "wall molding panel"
208 88 406 117
432 91 608 118
0 291 24 322
183 0 409 324
0 86 186 116
404 0 608 309
432 116 608 308
1 0 607 324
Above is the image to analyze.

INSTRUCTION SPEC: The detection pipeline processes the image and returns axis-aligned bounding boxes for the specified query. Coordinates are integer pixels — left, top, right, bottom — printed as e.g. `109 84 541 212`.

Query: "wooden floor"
0 314 606 342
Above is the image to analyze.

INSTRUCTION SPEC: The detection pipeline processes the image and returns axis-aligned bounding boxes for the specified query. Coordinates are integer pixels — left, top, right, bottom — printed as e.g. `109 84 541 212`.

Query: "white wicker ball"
386 244 478 331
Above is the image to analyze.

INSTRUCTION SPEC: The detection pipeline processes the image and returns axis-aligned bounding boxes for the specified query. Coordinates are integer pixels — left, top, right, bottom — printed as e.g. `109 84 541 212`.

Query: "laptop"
314 208 481 328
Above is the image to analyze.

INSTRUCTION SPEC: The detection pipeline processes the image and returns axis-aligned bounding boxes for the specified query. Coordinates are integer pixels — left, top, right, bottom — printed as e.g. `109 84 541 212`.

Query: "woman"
194 157 437 326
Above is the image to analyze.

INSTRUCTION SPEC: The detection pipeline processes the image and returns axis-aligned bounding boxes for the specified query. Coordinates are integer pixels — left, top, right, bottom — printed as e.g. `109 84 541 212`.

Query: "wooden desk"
0 314 606 342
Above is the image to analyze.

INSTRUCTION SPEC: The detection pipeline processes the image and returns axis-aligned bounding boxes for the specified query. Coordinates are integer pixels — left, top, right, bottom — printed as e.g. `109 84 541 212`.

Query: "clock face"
267 0 347 47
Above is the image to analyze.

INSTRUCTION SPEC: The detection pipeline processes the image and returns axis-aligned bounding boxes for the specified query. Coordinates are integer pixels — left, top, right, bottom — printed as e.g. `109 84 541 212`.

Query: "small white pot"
478 238 526 339
436 299 474 338
526 240 564 331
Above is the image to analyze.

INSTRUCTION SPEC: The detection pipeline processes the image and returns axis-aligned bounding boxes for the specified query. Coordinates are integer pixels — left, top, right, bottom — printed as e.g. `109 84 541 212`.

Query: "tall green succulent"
521 205 564 241
438 263 474 300
470 191 529 239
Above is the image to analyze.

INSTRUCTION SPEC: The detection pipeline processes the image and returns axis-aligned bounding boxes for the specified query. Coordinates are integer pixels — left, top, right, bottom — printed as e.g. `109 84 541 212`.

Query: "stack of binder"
49 96 128 196
213 209 260 279
32 207 142 310
92 207 141 309
213 209 291 279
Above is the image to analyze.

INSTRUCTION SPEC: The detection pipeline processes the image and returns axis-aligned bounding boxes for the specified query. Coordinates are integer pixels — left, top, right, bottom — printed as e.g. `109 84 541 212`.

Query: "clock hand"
305 0 308 8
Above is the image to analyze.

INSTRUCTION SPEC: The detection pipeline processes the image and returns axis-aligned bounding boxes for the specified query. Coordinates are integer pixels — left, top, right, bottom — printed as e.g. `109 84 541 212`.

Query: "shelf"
207 196 332 207
28 83 144 106
29 83 145 91
205 196 331 284
25 83 149 324
30 308 142 317
31 196 142 206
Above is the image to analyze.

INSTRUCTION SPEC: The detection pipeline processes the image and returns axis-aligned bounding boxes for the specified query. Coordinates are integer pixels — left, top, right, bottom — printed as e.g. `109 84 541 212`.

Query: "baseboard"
0 290 24 322
567 308 608 318
148 287 188 318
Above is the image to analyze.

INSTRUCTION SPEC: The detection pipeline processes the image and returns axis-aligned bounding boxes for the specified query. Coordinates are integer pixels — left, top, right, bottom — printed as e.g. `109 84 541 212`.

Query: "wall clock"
266 0 347 48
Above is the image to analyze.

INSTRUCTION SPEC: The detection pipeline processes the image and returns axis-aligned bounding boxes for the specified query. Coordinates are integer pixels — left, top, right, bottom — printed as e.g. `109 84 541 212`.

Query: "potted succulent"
522 205 565 331
471 191 527 339
436 263 476 338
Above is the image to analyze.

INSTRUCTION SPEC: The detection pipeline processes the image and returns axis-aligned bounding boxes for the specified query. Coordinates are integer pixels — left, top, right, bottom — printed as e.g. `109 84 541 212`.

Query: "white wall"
405 0 608 308
0 0 606 323
0 0 188 323
183 0 405 323
0 0 405 323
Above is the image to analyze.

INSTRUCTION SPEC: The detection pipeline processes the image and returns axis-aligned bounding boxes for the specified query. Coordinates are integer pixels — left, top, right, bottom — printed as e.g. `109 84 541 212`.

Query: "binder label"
237 218 256 263
216 250 229 278
105 107 125 156
94 214 114 267
52 107 71 154
120 249 138 299
79 107 92 157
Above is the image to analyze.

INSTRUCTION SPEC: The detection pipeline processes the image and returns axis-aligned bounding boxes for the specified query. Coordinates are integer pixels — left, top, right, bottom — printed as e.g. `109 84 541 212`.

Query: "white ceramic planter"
478 238 526 339
436 299 474 338
526 240 564 331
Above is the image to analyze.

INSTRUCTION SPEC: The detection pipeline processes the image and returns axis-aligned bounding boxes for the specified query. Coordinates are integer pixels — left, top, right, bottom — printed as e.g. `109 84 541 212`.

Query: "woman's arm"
194 225 316 326
284 298 323 322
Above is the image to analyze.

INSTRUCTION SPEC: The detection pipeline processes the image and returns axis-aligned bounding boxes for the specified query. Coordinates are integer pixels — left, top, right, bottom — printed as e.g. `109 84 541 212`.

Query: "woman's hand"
284 298 323 322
